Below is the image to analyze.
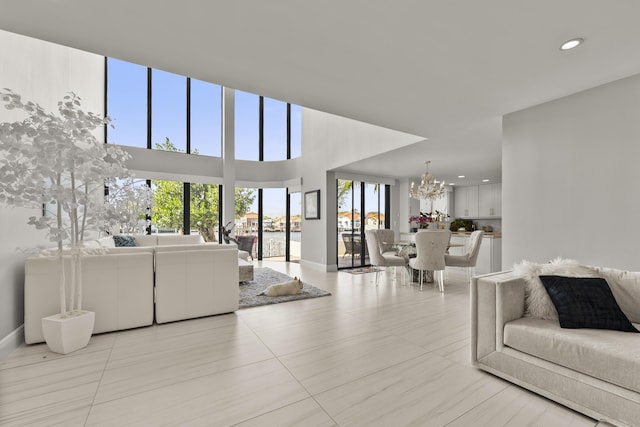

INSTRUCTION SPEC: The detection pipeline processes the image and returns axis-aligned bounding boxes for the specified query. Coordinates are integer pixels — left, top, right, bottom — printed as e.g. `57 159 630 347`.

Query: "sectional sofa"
471 263 640 427
24 234 239 344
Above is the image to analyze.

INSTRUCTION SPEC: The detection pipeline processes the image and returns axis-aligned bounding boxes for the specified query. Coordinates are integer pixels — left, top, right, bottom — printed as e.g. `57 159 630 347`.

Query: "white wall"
300 109 421 270
0 30 104 356
503 72 640 270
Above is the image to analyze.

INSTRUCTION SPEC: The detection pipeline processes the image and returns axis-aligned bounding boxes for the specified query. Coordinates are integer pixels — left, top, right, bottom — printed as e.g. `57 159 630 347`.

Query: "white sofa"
154 243 238 323
472 266 640 427
24 246 155 344
24 234 239 344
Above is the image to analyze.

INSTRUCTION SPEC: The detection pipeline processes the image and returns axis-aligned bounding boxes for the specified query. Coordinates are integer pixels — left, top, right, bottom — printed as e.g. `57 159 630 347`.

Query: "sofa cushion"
504 317 640 393
157 234 203 246
513 258 598 320
113 235 137 247
539 275 639 332
134 235 158 247
590 266 640 324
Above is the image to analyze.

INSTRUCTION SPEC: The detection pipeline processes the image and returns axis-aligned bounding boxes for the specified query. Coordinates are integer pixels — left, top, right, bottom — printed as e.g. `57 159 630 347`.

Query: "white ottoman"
239 258 254 282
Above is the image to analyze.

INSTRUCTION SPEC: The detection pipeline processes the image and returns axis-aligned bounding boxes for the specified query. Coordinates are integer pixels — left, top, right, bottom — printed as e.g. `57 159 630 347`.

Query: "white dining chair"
409 230 451 291
364 229 408 286
375 229 397 256
445 230 484 281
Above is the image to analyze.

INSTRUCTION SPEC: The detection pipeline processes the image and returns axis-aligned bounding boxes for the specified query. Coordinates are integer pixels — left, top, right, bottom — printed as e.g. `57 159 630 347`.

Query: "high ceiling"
1 1 640 185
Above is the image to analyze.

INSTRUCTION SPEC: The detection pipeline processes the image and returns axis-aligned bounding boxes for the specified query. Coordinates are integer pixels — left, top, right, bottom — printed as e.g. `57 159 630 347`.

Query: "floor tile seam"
257 327 392 359
441 382 511 427
238 308 362 334
268 351 342 426
0 345 112 372
85 339 116 426
87 355 279 409
226 396 339 427
304 349 431 398
111 319 250 345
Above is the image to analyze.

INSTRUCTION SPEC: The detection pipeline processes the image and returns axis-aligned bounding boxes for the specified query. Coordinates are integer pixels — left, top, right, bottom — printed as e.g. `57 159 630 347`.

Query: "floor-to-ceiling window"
190 79 222 157
106 59 147 148
235 90 301 261
337 179 389 269
106 58 300 247
288 191 302 262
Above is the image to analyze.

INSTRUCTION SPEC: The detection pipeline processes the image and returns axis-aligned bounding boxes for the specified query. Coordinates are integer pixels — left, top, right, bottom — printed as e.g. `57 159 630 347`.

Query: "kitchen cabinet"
478 183 502 217
475 235 502 274
454 186 478 218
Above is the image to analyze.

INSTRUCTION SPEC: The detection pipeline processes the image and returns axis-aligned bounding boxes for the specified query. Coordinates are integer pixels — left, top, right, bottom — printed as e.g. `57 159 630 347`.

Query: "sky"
106 58 302 218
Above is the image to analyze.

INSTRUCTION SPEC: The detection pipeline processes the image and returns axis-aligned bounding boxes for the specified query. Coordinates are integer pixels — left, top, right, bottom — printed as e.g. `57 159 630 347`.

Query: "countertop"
401 231 502 238
450 231 502 238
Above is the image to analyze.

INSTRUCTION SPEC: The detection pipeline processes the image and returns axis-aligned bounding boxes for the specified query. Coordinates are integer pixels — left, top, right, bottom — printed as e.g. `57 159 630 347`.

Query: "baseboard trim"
300 259 337 272
0 325 24 361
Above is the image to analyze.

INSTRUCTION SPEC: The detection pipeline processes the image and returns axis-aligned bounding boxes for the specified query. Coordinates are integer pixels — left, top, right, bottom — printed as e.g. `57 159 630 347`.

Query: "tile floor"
1 262 598 426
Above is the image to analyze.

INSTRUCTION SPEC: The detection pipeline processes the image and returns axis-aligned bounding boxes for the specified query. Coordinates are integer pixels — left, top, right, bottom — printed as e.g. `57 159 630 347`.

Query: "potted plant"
0 89 135 354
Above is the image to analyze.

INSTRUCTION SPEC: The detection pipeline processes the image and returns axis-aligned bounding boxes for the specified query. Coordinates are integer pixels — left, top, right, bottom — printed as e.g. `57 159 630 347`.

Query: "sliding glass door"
337 179 389 269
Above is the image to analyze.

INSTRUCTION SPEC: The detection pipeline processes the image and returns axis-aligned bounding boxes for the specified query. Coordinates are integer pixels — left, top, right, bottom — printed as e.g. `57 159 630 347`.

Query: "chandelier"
409 161 445 200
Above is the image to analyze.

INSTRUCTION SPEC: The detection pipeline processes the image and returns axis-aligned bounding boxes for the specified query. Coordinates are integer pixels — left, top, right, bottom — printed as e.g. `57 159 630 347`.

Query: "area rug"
239 267 331 309
345 266 379 274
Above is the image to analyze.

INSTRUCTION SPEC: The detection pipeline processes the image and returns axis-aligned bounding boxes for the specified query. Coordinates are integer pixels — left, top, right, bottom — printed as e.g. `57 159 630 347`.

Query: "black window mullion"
147 68 152 150
286 103 291 159
184 183 191 235
360 182 366 264
218 184 223 244
186 78 191 154
385 185 391 229
259 96 264 161
258 188 263 260
146 179 152 235
285 189 291 262
104 57 108 144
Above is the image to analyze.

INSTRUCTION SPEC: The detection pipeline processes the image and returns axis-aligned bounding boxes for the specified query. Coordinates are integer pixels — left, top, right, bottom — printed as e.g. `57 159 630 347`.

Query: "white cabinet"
454 186 478 218
478 183 502 218
455 184 501 218
475 236 502 274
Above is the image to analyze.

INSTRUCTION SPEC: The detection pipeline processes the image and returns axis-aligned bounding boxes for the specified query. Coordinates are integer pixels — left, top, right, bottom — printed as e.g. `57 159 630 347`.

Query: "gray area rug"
239 267 331 309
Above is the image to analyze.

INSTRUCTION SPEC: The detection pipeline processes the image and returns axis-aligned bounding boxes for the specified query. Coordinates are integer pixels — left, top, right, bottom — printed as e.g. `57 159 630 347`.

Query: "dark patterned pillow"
113 235 137 247
539 275 638 332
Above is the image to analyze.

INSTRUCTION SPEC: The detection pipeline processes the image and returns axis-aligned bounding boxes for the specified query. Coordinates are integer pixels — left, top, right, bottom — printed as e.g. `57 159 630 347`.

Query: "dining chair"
235 235 256 260
364 229 408 286
409 230 451 291
375 229 397 256
444 230 484 281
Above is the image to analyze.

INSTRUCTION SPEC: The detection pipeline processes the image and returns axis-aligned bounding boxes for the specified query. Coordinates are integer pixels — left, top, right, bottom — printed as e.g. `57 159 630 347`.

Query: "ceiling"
1 1 640 185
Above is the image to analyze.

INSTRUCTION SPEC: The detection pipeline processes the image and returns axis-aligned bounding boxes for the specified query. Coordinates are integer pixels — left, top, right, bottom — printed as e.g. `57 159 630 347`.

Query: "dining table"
387 240 464 283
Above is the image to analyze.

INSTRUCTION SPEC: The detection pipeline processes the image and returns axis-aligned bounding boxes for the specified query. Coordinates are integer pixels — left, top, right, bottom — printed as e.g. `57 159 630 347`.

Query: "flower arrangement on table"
409 212 434 229
409 211 450 229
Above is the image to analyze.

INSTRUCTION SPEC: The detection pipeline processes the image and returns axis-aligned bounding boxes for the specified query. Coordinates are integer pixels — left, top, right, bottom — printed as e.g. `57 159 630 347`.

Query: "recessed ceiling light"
457 175 465 179
560 38 584 51
482 179 490 182
449 183 455 186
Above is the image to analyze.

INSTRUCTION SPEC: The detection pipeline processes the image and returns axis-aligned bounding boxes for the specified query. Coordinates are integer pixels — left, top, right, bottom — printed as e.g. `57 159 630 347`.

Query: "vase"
41 310 95 354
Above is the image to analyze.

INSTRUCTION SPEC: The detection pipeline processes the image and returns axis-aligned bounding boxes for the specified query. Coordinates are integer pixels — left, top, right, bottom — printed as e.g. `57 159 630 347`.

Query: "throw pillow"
539 275 639 332
513 258 598 320
113 235 137 247
589 266 640 324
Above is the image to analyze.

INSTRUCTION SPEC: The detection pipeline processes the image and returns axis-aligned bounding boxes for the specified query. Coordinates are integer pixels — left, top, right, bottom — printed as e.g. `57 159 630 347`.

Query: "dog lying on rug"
259 277 303 296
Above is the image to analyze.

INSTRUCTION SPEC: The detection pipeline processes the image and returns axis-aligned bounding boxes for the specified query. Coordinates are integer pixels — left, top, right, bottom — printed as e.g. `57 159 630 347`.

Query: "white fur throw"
259 277 303 297
513 258 598 320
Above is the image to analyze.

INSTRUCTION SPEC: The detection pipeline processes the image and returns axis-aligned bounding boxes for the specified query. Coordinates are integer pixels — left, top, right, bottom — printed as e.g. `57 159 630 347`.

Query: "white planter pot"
41 310 95 354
